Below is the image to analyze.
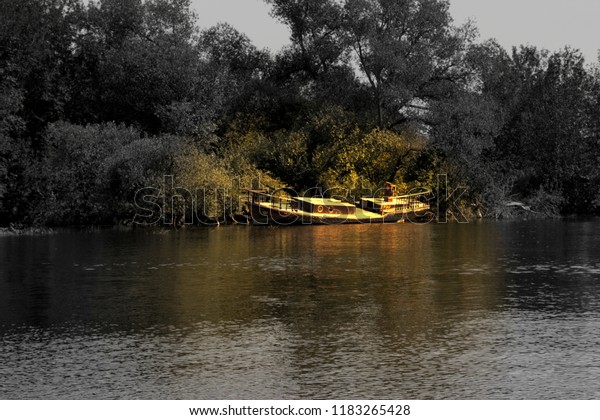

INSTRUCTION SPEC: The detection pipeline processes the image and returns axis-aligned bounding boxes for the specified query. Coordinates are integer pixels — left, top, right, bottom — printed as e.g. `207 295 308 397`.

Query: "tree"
0 74 26 223
197 23 273 133
320 128 426 191
0 0 82 140
66 0 203 134
33 122 140 225
454 43 600 215
266 0 347 78
343 0 476 129
266 0 365 115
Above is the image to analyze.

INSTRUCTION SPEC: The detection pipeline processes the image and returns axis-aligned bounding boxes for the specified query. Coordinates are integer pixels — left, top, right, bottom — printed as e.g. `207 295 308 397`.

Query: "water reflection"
1 220 600 398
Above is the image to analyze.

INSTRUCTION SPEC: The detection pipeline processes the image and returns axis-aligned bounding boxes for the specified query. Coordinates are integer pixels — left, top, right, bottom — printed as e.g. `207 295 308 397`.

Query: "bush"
32 122 140 225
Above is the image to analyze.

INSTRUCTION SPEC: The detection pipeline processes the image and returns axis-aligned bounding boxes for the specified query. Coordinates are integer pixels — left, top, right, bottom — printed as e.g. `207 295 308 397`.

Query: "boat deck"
249 200 395 224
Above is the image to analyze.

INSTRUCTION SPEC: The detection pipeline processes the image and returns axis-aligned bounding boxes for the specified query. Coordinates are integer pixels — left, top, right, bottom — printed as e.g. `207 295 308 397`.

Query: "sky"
191 0 600 63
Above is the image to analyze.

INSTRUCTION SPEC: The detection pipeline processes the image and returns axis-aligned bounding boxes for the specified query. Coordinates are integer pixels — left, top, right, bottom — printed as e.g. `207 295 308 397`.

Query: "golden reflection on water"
0 223 509 337
165 223 509 350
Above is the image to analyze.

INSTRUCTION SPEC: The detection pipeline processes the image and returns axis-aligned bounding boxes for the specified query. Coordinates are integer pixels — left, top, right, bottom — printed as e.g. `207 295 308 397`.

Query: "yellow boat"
244 183 431 225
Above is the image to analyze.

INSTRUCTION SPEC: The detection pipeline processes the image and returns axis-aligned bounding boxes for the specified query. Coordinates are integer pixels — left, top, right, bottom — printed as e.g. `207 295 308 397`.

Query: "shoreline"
0 226 56 236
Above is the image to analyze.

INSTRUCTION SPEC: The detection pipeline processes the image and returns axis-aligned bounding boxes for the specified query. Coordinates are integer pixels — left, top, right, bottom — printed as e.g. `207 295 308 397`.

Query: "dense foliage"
1 0 600 226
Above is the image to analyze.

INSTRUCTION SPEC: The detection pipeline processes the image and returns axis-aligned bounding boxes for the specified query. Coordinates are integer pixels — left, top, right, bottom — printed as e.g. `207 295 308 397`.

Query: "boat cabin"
246 189 295 211
294 197 356 215
360 183 429 215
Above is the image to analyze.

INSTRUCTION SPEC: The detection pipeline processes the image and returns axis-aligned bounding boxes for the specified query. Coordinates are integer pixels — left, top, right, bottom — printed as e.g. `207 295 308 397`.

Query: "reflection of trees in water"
0 224 509 334
6 223 600 398
370 222 507 349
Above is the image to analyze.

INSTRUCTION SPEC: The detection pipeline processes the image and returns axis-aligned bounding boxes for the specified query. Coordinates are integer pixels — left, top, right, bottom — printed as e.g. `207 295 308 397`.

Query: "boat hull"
247 202 431 225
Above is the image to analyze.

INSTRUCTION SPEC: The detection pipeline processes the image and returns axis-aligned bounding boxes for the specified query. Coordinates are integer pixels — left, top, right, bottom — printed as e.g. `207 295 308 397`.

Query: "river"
1 219 600 399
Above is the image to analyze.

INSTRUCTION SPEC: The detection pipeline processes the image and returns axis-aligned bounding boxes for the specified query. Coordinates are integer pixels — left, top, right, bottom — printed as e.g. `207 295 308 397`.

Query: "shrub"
33 122 140 225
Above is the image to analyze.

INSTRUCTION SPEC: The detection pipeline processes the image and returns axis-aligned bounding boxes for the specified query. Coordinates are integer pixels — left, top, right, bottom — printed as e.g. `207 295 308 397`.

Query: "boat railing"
246 190 296 211
388 190 432 215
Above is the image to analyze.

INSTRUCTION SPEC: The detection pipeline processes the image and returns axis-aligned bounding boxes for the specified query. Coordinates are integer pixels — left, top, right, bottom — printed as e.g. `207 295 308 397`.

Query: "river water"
1 220 600 399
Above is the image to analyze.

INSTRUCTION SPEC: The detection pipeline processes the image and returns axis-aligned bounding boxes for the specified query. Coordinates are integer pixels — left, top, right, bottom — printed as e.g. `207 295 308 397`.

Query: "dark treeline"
1 0 600 226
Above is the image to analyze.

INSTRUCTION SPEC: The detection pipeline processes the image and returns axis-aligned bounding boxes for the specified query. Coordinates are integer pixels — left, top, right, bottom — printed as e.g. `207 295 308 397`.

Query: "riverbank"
0 225 55 236
0 212 563 232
